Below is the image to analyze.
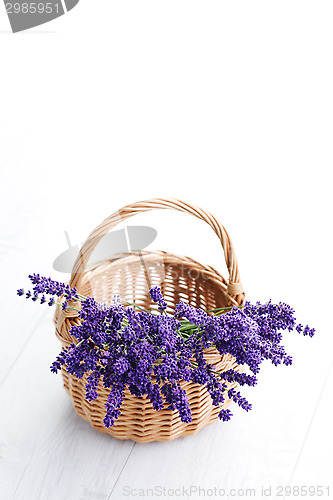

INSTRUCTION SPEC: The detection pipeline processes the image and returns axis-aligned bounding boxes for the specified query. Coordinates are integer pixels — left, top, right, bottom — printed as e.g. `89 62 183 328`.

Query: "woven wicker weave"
54 199 245 442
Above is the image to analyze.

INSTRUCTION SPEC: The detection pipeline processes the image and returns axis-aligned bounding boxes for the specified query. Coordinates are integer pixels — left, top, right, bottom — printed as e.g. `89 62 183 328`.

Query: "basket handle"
69 198 244 301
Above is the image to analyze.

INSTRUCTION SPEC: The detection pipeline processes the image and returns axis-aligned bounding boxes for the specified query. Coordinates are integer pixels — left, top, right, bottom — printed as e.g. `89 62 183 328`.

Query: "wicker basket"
54 199 245 442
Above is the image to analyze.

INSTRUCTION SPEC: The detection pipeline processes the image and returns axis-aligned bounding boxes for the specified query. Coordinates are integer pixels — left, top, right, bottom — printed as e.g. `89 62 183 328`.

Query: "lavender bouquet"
18 274 315 427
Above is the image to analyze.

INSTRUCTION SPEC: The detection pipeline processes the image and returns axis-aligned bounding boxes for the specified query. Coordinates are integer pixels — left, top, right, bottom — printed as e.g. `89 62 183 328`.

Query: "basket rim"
82 249 244 298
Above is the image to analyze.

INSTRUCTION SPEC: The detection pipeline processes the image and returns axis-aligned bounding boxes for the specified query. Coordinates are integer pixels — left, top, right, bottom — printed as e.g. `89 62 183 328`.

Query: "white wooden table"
1 193 332 500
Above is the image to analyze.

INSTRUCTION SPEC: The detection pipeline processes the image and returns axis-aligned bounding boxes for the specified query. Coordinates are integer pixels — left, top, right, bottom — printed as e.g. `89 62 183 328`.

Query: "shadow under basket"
54 199 245 443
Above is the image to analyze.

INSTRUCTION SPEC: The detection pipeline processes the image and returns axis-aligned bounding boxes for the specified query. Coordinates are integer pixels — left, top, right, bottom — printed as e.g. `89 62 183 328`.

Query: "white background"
0 2 332 499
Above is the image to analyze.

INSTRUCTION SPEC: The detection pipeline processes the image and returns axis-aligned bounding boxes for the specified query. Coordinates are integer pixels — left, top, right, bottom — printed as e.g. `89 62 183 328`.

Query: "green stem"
55 303 81 312
120 299 150 312
205 306 234 312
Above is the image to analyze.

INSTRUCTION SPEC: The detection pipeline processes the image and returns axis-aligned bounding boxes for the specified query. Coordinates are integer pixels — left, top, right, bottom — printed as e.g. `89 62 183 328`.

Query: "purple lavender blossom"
149 286 167 311
18 277 316 428
85 371 101 401
218 408 232 421
175 301 208 325
104 384 125 428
